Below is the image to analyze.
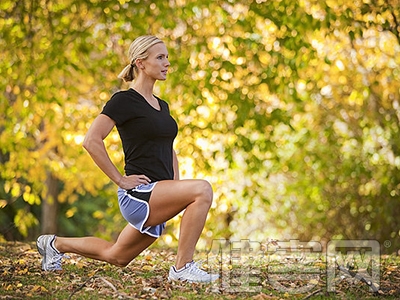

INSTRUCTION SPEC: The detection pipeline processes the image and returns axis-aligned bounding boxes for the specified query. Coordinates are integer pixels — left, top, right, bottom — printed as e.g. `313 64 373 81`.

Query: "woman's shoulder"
110 88 138 101
103 89 137 113
102 89 139 124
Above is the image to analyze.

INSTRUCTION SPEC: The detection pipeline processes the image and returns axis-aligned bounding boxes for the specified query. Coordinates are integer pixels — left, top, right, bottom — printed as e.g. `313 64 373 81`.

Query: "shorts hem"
118 184 164 238
128 222 163 238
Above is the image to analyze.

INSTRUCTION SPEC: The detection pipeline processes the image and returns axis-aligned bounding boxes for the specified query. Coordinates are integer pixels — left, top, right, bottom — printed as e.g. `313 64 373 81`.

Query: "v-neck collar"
130 88 161 112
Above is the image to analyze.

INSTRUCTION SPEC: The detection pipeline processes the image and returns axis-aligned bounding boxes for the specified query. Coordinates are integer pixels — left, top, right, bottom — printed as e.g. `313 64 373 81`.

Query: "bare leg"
54 224 156 267
146 179 213 269
53 179 213 269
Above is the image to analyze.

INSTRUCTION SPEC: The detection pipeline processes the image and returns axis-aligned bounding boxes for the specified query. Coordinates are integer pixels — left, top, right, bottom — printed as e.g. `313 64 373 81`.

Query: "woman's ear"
136 59 145 70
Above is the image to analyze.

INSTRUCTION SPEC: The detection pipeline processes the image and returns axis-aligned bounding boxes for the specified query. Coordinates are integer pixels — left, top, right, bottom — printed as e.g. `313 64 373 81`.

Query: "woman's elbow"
82 135 94 152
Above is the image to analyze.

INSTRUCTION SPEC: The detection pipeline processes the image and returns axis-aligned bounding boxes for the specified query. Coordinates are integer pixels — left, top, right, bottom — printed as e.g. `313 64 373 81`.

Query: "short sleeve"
101 92 133 126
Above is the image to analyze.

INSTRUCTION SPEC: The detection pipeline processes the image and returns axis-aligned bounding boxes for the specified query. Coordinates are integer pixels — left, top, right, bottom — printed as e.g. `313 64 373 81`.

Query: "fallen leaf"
142 265 153 271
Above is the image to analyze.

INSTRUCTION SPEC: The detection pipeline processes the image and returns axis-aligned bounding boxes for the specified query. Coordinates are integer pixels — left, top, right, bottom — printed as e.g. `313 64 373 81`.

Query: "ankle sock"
174 261 193 272
50 236 60 254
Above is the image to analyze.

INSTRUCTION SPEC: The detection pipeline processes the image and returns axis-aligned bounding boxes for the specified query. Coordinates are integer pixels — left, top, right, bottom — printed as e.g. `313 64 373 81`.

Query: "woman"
37 35 219 283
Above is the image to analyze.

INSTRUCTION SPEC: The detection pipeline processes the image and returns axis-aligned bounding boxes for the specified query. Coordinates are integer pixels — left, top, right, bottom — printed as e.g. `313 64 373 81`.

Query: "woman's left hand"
118 174 151 190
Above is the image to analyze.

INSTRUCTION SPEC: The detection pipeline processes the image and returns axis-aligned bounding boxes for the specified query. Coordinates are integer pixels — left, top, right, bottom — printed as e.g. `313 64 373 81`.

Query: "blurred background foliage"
1 0 399 254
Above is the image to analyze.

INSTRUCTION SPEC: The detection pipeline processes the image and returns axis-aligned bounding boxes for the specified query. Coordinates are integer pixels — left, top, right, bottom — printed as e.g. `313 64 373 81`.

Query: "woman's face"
138 43 170 81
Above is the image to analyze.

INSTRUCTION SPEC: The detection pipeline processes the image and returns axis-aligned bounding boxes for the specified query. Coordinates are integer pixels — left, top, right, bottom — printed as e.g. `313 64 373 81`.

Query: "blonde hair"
118 35 164 82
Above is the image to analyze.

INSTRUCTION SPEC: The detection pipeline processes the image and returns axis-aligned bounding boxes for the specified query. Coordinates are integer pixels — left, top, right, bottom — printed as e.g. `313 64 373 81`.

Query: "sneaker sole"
36 236 50 270
168 276 218 283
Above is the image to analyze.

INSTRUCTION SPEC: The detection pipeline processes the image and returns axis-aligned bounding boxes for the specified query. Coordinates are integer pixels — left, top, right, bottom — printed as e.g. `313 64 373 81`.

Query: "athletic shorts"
118 182 165 238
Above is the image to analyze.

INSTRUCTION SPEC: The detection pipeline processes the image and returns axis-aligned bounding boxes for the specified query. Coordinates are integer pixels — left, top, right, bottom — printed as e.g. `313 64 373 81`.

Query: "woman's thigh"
145 179 213 226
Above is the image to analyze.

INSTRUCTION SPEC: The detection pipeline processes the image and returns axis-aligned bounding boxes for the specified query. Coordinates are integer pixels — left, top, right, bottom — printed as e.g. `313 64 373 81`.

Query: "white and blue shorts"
118 182 165 238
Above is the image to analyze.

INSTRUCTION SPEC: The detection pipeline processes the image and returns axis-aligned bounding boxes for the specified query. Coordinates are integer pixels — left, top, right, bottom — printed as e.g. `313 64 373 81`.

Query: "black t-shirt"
101 88 178 182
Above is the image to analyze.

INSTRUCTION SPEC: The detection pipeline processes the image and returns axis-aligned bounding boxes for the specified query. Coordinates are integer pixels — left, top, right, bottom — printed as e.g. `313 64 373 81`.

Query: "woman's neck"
130 79 160 110
130 78 155 99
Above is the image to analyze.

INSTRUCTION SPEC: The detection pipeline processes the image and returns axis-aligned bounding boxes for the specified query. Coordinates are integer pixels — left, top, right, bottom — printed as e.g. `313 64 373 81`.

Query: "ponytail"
118 62 136 82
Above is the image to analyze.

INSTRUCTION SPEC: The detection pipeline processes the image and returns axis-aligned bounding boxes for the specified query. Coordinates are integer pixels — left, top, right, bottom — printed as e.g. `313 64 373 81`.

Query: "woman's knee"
114 258 131 267
195 180 213 206
103 246 135 267
106 252 133 267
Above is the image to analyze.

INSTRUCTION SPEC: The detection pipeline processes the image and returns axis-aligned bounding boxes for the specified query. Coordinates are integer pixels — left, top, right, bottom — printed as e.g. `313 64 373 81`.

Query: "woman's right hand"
118 174 151 190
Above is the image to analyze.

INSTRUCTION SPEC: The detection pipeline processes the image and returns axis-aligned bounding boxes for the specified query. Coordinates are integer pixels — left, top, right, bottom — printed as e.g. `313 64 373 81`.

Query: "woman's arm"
173 149 180 180
83 114 150 189
83 114 124 186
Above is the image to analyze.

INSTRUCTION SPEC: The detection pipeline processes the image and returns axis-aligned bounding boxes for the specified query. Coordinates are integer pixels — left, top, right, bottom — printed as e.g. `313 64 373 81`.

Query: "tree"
1 0 399 253
0 0 122 239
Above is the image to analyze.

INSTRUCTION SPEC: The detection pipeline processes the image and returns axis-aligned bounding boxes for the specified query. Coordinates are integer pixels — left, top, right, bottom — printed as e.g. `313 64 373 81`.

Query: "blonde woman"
37 35 219 283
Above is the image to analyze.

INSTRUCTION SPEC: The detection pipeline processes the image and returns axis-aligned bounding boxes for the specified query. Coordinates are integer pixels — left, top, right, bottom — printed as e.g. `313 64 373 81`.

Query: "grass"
0 241 399 299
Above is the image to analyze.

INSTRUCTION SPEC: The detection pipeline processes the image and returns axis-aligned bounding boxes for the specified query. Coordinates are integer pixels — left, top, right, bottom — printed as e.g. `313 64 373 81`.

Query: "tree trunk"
41 172 59 234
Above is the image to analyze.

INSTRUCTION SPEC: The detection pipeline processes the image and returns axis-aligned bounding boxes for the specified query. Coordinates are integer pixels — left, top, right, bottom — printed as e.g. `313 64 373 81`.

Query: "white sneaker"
168 261 219 283
36 235 65 271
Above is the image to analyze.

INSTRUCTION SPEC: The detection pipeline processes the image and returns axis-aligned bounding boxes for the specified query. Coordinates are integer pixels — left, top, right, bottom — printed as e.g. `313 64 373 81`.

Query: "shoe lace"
188 261 209 276
49 253 68 269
